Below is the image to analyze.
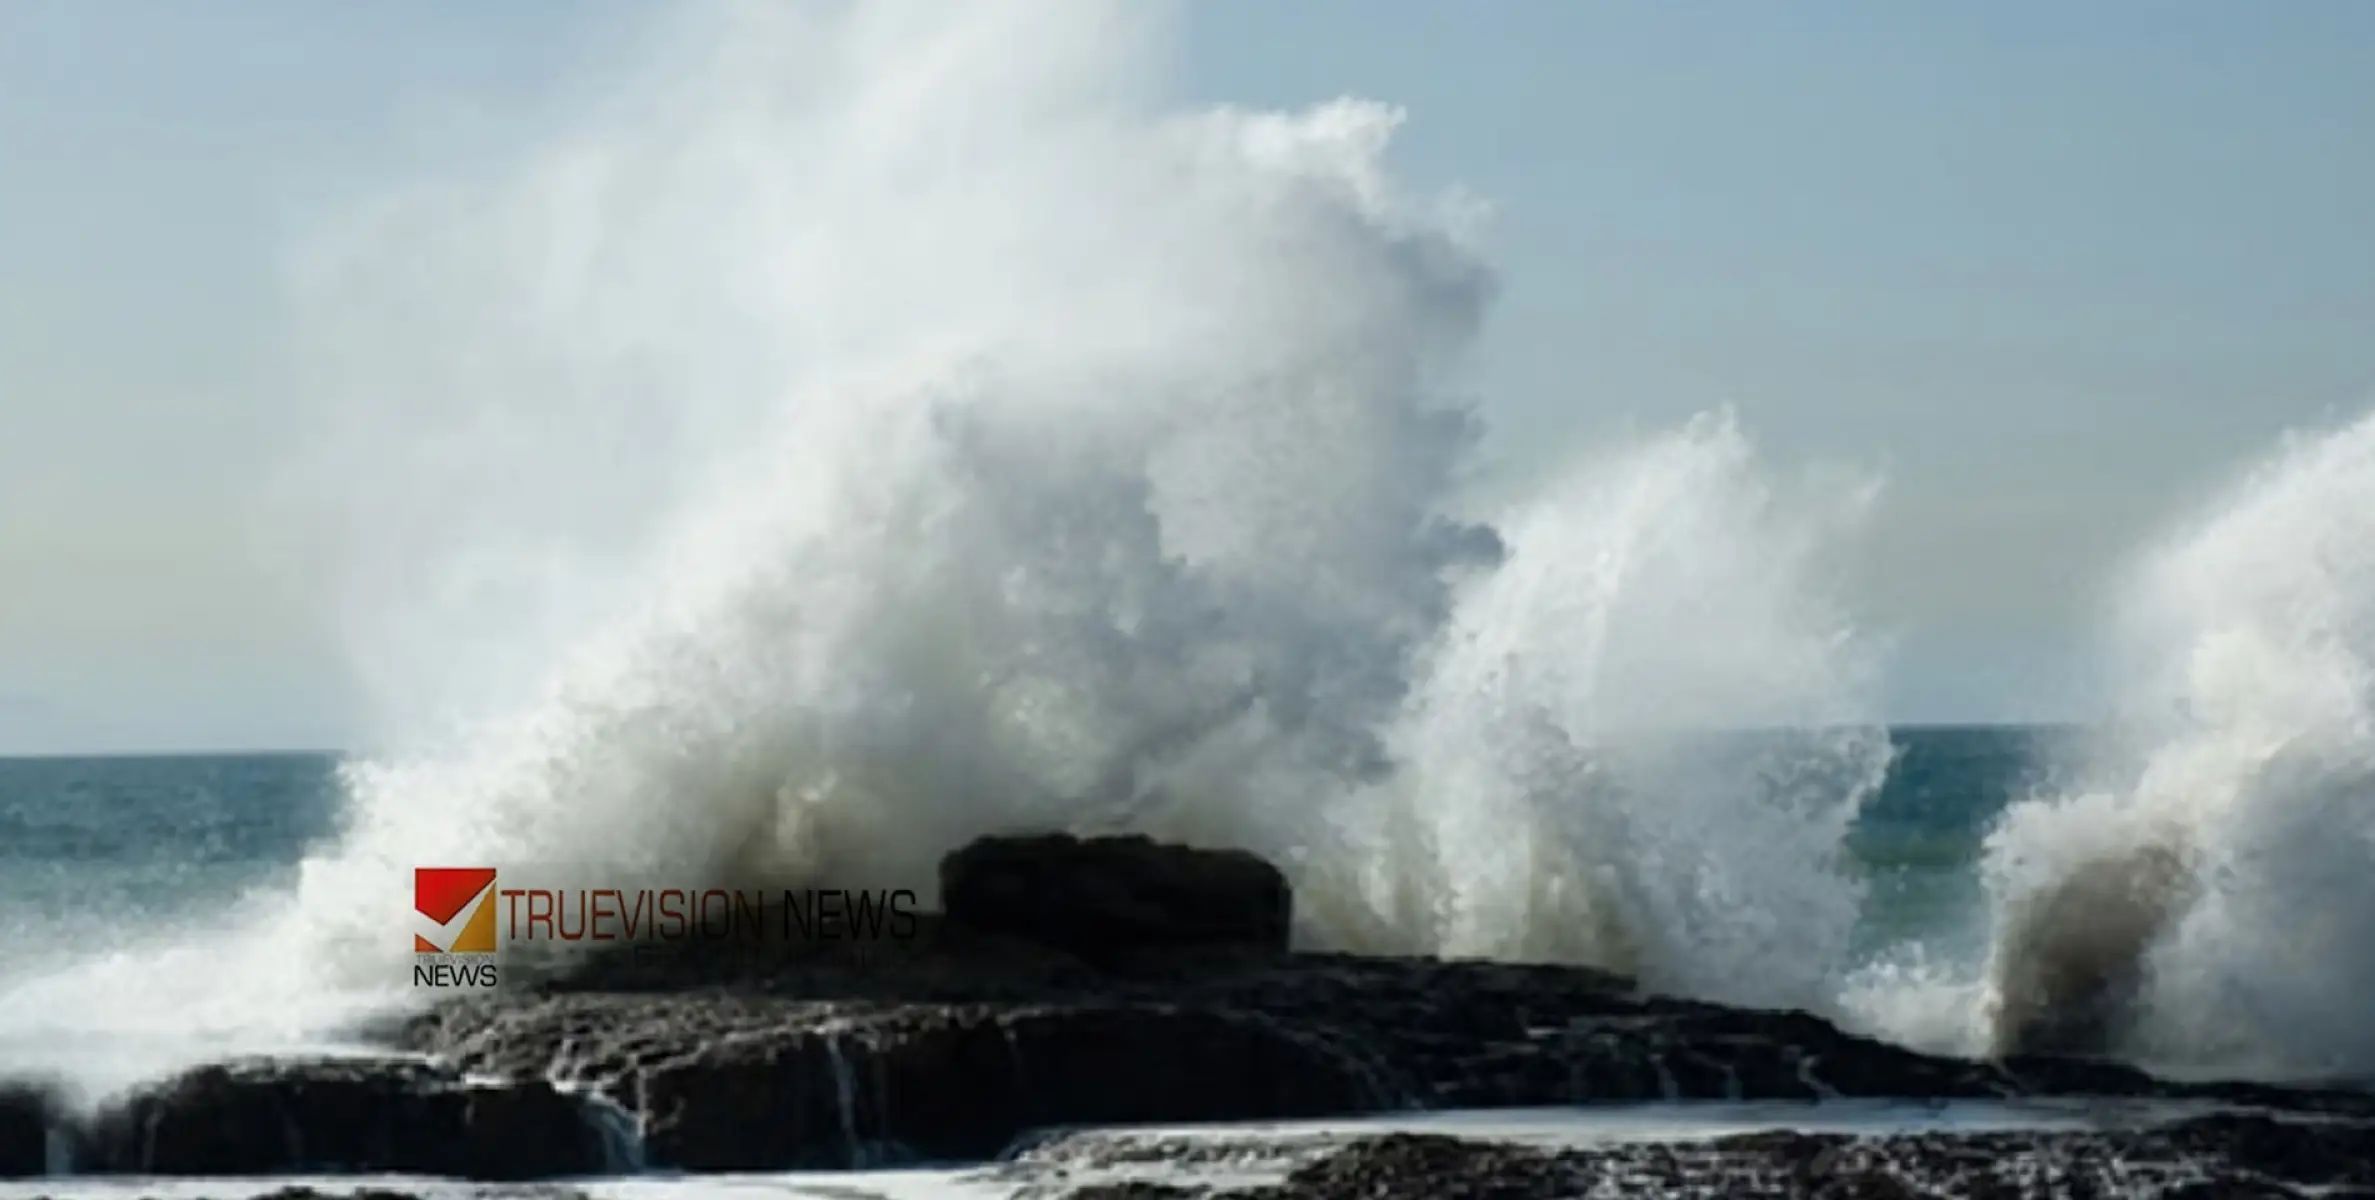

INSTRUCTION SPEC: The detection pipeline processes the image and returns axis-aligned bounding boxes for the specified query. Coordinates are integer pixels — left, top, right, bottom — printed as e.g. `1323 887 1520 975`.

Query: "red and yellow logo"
414 867 498 954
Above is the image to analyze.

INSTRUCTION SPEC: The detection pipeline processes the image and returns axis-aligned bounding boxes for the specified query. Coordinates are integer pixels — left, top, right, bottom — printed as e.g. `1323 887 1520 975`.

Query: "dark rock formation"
389 945 2375 1175
380 835 2375 1173
1115 1115 2375 1200
1066 1187 1205 1200
0 1082 53 1177
13 834 2375 1185
941 833 1292 965
414 995 1377 1170
82 1057 611 1179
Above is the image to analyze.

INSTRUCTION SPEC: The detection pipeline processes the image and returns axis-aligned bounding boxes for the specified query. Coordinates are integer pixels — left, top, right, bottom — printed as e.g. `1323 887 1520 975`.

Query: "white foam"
0 0 1891 1097
1851 409 2375 1077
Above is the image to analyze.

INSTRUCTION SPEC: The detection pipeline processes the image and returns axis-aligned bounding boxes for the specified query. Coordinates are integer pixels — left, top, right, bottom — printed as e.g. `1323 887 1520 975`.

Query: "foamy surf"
1835 409 2375 1082
4 0 2375 1113
0 0 1901 1101
1974 411 2375 1079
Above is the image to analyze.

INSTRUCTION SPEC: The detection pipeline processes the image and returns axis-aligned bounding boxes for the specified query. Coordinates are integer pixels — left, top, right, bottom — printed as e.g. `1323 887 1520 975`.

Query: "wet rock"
1163 1113 2375 1199
82 1057 608 1178
1065 1186 1206 1200
60 834 2375 1184
387 816 2375 1175
940 833 1291 965
87 1057 456 1174
2164 1112 2375 1188
1227 1132 1590 1200
435 999 1377 1170
456 1078 616 1179
0 1082 54 1177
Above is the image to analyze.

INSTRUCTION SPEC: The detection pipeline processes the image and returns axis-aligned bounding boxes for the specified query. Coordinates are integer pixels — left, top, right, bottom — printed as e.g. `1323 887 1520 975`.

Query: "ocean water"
1843 727 2073 962
6 0 2375 1122
0 725 2039 978
0 727 2059 1109
0 756 342 975
0 725 2034 1081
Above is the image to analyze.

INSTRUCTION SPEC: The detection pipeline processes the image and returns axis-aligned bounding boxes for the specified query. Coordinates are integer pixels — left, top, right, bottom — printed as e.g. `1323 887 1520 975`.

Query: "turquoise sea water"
1840 724 2079 962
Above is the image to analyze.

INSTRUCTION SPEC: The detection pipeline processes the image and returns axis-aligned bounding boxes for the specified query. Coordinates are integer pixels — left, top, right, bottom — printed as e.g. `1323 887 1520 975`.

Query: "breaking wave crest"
15 0 2366 1103
1837 411 2375 1081
0 0 1898 1099
1973 412 2375 1080
1346 421 1891 1013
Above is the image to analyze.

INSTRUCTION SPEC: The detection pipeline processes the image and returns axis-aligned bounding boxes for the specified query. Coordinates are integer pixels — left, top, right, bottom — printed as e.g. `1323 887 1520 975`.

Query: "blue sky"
1178 2 2375 724
2 1 2371 751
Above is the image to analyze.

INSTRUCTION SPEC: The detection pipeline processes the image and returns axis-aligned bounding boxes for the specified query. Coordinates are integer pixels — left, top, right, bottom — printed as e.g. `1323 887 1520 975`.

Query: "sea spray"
0 0 1899 1100
1344 413 1893 1013
277 0 1502 990
274 0 1895 1014
1967 410 2375 1077
0 1 1494 1093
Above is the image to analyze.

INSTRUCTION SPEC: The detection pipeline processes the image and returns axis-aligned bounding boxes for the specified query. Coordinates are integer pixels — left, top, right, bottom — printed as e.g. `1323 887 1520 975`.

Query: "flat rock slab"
17 951 2375 1180
72 1056 617 1179
1042 1116 2375 1199
25 1115 2375 1199
411 994 1382 1170
383 952 2375 1175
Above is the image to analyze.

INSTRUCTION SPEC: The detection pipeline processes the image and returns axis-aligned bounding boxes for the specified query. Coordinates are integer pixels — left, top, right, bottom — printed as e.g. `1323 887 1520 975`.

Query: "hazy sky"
2 1 2371 753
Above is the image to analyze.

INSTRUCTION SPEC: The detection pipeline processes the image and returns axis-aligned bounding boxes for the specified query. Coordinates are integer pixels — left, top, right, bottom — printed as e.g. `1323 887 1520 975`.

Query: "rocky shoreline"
6 834 2374 1197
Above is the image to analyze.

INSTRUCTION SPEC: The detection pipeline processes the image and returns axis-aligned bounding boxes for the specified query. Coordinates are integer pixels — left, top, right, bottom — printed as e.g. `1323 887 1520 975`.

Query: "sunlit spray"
0 0 1895 1102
